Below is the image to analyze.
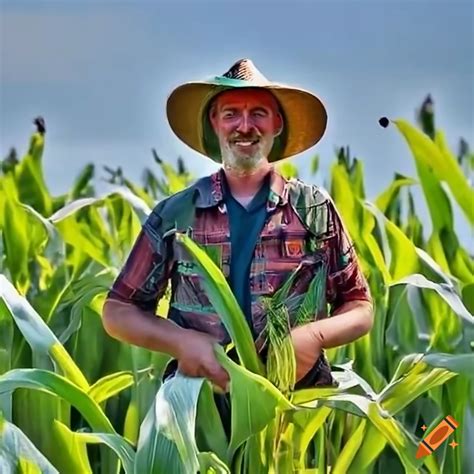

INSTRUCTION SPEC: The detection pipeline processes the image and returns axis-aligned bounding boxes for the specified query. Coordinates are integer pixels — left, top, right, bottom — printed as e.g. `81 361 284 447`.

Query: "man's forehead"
214 88 279 109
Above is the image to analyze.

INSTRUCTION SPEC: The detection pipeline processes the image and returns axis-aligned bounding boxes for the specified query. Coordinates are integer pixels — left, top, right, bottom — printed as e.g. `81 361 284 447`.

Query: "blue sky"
1 0 473 243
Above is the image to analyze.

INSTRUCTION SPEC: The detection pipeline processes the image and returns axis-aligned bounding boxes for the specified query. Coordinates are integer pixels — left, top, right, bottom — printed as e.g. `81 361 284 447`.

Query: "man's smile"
231 137 260 145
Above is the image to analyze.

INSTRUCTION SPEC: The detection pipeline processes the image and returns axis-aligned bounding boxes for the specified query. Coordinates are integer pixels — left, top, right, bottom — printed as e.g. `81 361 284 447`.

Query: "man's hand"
176 329 230 392
290 324 323 382
290 300 373 382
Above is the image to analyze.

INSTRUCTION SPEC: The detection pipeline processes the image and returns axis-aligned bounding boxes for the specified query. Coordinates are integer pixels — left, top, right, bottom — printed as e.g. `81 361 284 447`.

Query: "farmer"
102 59 373 400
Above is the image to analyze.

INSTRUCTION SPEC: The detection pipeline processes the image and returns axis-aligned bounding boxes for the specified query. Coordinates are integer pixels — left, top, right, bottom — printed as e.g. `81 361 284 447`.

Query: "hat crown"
221 58 269 83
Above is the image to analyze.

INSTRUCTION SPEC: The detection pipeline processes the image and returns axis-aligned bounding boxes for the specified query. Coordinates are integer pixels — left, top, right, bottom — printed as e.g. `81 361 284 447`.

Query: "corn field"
0 99 473 474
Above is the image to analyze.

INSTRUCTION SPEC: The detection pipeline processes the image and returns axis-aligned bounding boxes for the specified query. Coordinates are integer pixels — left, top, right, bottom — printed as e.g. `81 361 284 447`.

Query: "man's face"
209 88 283 172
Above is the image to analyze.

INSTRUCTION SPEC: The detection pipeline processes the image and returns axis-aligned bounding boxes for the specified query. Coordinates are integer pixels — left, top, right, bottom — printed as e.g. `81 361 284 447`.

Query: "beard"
220 134 273 173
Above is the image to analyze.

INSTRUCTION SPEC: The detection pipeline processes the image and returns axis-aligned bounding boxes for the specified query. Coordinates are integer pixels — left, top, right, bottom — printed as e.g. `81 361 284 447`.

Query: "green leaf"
386 285 432 355
303 393 371 418
49 191 151 267
215 347 292 458
385 218 419 280
290 406 332 469
390 274 474 325
55 271 114 346
68 163 94 200
0 275 89 390
415 158 453 234
332 419 367 474
135 373 227 474
88 371 135 404
393 120 474 225
375 174 417 213
365 402 420 473
463 283 474 315
50 420 93 474
330 162 359 238
1 186 31 293
0 369 115 434
195 381 229 463
14 131 53 217
176 234 264 375
0 294 13 376
0 411 58 474
53 421 135 474
291 369 361 406
198 452 231 473
276 161 299 179
378 352 474 415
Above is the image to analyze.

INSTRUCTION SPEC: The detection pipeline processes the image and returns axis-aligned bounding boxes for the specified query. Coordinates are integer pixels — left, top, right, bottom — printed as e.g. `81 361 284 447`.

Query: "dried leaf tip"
378 117 390 128
33 116 46 135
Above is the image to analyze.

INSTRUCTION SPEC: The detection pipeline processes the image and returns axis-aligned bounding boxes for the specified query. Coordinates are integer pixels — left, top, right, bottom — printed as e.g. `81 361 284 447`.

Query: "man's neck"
222 162 272 198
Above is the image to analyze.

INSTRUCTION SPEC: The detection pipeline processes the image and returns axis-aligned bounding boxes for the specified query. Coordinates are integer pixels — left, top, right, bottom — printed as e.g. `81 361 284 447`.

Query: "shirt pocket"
265 229 308 274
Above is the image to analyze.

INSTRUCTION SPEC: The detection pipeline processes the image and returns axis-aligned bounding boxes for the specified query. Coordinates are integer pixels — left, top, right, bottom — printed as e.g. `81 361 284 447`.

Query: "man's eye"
222 111 235 118
253 111 267 117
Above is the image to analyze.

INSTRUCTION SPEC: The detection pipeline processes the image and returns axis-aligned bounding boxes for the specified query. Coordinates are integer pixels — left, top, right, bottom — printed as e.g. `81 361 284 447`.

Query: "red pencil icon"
416 415 459 459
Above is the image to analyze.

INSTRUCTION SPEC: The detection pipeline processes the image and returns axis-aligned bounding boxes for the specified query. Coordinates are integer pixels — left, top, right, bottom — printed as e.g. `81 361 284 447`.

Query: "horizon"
1 0 472 248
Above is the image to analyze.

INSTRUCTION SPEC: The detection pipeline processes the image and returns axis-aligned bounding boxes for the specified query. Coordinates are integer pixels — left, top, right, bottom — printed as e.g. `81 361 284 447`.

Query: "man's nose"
236 112 254 134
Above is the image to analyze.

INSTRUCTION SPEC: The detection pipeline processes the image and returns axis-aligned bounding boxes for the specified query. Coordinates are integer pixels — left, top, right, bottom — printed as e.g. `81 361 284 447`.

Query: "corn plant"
0 96 473 473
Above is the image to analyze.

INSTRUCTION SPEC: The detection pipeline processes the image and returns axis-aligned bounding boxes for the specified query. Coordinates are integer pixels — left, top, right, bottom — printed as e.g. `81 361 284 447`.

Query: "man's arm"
101 223 186 360
310 299 373 347
103 298 187 358
102 299 229 391
291 195 373 382
102 208 229 391
291 300 373 381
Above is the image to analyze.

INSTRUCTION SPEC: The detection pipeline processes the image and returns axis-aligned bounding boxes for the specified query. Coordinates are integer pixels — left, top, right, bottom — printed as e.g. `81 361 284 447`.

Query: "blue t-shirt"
222 173 270 334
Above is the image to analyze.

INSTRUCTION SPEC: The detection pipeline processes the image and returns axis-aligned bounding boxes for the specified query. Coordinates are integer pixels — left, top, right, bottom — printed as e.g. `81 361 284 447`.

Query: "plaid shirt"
107 167 371 386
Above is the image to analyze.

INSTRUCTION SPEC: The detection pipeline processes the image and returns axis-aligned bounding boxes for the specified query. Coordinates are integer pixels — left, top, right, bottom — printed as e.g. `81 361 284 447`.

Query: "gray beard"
220 143 267 173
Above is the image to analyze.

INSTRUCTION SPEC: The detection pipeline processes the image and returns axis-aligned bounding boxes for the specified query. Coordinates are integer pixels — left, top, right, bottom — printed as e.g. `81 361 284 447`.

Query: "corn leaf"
53 421 135 474
176 234 263 375
88 371 135 404
0 411 58 474
390 274 474 325
215 346 292 458
0 369 115 433
393 120 474 225
135 373 227 474
375 174 417 213
0 275 89 390
14 131 53 217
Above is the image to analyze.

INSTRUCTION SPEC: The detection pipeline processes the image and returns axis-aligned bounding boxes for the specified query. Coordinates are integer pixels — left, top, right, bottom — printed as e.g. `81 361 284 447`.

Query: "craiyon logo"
416 415 459 459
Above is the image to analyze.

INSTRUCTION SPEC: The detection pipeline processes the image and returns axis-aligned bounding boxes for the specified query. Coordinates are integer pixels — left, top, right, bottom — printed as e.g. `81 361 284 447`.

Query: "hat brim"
166 77 328 163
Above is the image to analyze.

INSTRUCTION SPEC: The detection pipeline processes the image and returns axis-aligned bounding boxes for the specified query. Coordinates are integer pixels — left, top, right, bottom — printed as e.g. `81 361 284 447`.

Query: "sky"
0 0 473 244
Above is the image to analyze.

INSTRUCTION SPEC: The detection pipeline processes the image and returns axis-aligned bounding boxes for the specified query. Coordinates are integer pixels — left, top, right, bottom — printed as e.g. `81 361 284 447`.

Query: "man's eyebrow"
220 105 238 112
219 105 272 116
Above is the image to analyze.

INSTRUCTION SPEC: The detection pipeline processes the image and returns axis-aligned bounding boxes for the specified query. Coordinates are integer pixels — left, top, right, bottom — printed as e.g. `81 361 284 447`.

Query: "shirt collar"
194 166 289 211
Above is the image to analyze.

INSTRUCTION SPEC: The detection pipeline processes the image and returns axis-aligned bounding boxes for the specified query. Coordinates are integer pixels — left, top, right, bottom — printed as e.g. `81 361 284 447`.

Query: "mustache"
229 132 262 142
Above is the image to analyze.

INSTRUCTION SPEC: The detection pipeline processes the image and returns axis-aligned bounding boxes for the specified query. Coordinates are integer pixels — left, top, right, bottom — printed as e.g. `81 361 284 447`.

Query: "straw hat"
166 58 328 163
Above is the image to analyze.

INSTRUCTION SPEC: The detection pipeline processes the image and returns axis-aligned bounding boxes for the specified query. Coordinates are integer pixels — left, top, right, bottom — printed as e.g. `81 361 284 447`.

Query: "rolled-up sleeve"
107 206 172 313
326 200 372 310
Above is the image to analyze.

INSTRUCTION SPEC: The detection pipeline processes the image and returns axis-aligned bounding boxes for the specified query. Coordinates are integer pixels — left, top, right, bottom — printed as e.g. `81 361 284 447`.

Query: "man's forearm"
102 298 187 359
291 299 373 380
309 300 373 348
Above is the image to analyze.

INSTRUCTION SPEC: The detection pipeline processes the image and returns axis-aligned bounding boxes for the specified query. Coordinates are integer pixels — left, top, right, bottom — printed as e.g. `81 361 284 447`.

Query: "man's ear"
274 112 284 137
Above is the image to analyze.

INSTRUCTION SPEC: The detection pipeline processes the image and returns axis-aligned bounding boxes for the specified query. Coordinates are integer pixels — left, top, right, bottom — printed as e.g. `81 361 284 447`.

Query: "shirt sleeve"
106 205 173 313
325 199 372 310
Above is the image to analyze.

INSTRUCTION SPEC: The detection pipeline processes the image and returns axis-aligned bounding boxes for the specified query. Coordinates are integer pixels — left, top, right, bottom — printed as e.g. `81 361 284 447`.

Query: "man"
102 59 373 397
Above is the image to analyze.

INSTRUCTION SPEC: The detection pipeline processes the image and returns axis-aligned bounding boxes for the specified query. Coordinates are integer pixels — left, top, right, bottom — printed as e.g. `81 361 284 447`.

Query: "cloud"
0 5 149 84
